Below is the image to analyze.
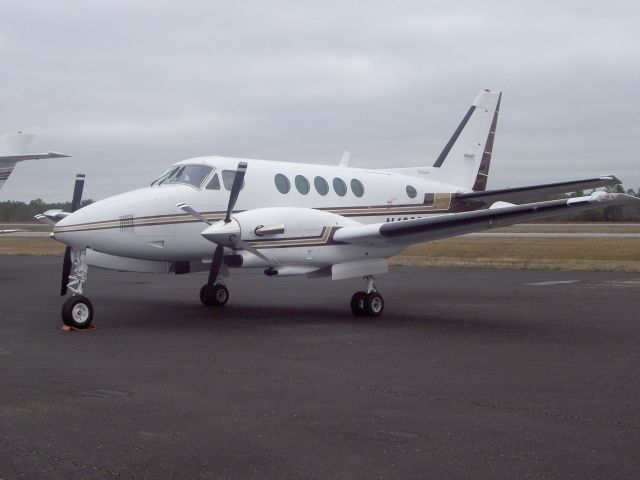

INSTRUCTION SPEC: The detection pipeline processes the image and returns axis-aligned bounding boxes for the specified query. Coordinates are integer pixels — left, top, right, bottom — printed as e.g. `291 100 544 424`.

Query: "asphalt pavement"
1 256 639 479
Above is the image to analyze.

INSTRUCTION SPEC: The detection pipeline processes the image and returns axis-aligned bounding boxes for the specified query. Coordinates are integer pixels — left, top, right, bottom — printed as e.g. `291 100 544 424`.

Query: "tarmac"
1 256 640 479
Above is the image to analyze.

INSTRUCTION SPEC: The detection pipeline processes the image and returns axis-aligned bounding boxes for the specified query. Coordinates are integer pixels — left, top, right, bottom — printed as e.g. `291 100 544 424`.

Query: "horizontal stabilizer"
454 175 621 207
35 209 71 226
0 151 71 162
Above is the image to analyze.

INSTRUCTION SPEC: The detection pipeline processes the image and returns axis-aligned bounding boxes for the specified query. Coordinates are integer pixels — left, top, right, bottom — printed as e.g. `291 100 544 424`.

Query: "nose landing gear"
350 275 384 317
60 249 96 329
62 295 94 329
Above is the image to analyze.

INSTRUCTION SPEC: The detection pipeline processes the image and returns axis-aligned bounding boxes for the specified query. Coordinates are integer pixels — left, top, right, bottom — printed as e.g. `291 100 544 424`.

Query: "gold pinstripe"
53 194 454 234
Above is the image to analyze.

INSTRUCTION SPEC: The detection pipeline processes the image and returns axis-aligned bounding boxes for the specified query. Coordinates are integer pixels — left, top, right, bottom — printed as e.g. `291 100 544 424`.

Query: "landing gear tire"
363 292 384 317
350 291 367 316
61 295 94 329
200 284 229 306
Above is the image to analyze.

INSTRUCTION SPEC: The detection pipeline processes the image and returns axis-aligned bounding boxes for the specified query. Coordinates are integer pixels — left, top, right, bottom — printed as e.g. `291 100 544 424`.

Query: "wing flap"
334 192 639 247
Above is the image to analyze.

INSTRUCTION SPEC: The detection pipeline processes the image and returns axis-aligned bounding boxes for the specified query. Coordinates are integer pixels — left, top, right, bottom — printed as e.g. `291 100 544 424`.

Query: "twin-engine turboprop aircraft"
41 90 638 328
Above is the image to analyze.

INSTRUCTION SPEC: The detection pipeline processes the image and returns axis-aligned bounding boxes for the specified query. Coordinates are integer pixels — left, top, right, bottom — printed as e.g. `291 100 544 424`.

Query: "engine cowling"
234 207 361 241
202 207 363 269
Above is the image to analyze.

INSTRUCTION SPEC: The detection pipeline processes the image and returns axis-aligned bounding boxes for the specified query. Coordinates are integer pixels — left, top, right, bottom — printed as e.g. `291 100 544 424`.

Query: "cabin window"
351 179 364 197
206 173 221 190
406 185 417 198
423 193 435 206
274 173 291 194
333 177 347 197
314 176 329 196
295 175 310 195
222 170 245 191
163 165 212 188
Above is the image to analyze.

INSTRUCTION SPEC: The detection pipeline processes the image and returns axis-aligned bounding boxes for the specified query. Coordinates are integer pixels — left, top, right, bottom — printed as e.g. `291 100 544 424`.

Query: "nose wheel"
350 276 384 317
200 283 229 306
61 295 94 329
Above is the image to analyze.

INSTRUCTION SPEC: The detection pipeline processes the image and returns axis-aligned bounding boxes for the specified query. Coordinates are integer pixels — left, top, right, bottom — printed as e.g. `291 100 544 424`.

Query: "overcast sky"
1 0 638 202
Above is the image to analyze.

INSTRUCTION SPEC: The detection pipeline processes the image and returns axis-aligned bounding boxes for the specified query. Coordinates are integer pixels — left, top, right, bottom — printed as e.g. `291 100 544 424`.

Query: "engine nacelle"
233 207 361 242
226 207 363 268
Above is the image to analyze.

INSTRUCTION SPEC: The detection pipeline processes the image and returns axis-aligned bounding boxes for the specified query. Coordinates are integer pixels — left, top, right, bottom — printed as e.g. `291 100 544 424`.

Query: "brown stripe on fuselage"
53 194 463 234
472 92 501 192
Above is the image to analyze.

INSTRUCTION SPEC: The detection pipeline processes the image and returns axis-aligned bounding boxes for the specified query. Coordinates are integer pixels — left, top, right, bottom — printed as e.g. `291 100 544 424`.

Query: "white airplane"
42 90 638 328
0 132 70 234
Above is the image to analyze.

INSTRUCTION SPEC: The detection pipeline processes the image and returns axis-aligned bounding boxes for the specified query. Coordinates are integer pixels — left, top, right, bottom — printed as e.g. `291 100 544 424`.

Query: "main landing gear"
350 275 384 317
61 249 95 329
199 282 229 306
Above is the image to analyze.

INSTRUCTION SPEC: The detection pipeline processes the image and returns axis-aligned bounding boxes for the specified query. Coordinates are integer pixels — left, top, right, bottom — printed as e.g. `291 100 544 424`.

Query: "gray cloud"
1 0 638 201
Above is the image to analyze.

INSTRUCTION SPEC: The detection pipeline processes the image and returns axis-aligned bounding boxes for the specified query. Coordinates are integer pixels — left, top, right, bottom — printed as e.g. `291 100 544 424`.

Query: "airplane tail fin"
0 132 70 189
0 132 34 156
382 90 502 191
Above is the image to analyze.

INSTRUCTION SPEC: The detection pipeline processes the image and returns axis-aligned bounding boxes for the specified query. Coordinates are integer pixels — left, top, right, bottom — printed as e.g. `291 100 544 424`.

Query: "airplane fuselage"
54 155 465 266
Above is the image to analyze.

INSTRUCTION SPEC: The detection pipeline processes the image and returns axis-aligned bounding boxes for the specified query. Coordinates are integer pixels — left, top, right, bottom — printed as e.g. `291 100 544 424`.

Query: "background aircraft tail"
383 90 502 191
0 132 70 189
0 132 35 157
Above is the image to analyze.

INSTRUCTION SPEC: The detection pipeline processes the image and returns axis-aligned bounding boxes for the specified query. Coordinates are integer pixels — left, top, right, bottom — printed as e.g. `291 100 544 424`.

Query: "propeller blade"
231 236 275 264
61 246 71 296
71 174 85 212
205 244 225 300
61 174 84 296
224 162 247 223
177 203 212 225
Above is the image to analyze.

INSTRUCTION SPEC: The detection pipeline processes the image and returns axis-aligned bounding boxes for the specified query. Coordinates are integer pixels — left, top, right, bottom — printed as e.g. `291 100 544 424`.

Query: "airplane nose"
53 208 90 248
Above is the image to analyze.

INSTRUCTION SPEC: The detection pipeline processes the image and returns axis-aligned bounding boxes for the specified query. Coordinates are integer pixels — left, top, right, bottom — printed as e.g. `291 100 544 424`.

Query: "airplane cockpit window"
151 167 179 186
162 165 213 188
206 173 221 190
221 170 245 191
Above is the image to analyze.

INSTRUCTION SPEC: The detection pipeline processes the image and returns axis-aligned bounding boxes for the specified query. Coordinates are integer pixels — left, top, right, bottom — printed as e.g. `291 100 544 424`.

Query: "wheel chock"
60 323 97 332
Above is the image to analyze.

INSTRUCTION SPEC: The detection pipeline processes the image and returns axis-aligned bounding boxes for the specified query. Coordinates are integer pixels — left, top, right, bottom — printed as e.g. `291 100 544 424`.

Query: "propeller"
178 162 264 302
60 174 85 296
224 161 246 223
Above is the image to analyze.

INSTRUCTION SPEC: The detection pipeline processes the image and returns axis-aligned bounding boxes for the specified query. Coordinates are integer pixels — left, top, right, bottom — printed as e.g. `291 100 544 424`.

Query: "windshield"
151 167 178 186
153 165 213 188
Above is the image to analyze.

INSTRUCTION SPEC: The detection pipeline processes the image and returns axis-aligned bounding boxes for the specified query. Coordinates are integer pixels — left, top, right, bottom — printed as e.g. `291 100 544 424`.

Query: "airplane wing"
453 175 620 207
0 151 71 162
334 192 638 247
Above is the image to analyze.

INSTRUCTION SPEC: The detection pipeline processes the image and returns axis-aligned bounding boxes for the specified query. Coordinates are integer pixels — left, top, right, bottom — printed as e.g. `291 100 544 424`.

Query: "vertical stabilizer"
0 132 34 156
432 90 501 190
381 90 501 191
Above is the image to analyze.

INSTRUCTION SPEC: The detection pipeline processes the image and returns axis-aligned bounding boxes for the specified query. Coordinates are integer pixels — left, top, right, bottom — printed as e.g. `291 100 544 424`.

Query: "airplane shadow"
94 295 561 340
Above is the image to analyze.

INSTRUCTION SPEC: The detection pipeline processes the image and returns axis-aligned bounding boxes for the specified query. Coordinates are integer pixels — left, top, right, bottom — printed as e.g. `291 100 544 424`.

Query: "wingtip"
48 151 72 158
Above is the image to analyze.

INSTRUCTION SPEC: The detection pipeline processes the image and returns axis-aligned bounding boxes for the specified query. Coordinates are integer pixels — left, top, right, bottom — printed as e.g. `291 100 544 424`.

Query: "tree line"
553 186 640 222
0 186 638 222
0 198 94 221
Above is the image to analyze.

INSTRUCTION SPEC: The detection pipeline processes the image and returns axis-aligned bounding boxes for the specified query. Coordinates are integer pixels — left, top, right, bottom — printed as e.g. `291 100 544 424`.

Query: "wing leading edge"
334 192 639 247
